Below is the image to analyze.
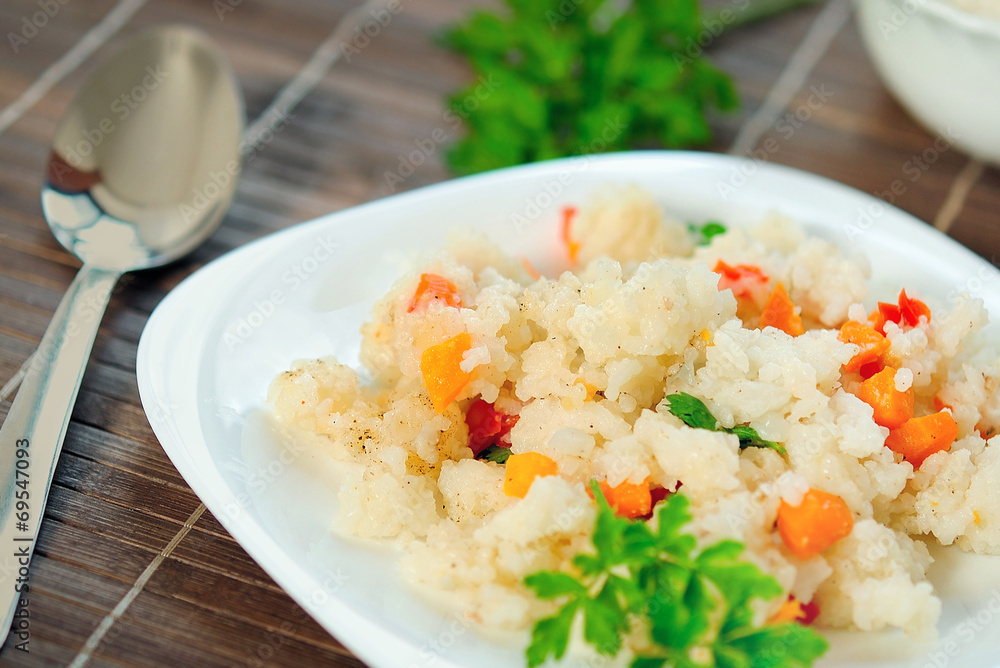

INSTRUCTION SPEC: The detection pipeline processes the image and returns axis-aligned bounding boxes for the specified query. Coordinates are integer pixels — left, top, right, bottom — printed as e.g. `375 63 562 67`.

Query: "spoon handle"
0 263 121 642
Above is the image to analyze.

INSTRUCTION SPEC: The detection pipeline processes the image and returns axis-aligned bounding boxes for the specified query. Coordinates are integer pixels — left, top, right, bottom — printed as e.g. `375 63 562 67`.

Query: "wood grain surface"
0 0 997 666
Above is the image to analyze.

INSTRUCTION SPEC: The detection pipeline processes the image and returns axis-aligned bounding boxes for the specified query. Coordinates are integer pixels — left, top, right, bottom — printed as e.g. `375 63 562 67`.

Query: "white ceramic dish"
137 152 1000 668
855 0 1000 164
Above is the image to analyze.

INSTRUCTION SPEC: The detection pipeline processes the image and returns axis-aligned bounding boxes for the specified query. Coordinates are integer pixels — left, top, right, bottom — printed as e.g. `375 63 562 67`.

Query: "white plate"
137 151 1000 668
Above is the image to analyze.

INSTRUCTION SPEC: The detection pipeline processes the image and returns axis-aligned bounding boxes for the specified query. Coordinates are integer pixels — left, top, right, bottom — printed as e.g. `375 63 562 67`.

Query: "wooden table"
0 0 996 666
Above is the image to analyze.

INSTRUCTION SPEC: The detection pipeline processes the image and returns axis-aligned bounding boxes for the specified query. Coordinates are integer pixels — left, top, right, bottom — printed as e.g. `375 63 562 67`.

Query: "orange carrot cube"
407 273 461 313
504 452 558 498
595 479 652 519
777 488 854 560
885 411 958 469
759 282 804 337
857 366 914 429
420 333 472 414
838 321 890 373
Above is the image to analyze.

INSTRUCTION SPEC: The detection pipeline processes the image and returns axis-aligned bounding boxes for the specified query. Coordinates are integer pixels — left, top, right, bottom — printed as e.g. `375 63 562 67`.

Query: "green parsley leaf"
663 392 786 455
663 392 719 431
526 601 578 668
630 658 669 668
584 585 627 655
524 572 586 600
477 445 512 463
524 486 828 668
729 425 787 456
688 220 728 246
721 623 829 668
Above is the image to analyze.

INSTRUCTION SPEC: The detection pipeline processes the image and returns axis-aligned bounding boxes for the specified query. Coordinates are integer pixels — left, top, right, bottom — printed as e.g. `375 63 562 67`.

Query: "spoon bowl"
0 24 243 639
43 25 242 270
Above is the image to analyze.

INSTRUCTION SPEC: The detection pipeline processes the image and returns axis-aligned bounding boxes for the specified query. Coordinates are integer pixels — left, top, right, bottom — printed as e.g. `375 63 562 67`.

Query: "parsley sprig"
524 484 828 667
478 444 512 463
440 0 739 174
664 392 787 455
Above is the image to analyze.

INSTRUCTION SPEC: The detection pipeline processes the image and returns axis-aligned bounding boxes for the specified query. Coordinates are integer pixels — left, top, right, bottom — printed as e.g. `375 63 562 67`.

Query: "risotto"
268 184 1000 663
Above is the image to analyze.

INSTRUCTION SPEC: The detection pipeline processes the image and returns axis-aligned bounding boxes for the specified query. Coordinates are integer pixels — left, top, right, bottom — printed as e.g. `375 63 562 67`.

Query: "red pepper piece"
898 289 931 327
713 260 769 300
465 399 518 455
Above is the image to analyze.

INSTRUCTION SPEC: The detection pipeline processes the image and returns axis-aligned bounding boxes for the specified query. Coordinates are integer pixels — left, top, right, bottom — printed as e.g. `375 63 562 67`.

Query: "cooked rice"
268 184 1000 655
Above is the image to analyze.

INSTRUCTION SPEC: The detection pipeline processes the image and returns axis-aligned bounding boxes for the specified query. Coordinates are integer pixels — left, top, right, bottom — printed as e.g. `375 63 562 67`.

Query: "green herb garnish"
688 220 727 246
663 392 787 455
440 0 739 174
478 444 512 464
524 483 828 667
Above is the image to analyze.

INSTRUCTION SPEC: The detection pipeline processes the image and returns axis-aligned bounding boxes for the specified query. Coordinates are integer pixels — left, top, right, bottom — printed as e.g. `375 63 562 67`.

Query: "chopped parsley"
663 392 787 455
478 444 512 464
689 220 728 246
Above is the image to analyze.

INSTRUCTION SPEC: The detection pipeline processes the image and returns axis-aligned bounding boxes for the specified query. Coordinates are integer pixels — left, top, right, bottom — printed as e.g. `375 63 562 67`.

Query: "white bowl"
137 152 1000 668
855 0 1000 163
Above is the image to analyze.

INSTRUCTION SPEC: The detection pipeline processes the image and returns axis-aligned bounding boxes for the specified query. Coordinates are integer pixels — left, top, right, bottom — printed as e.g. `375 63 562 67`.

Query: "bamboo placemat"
0 0 997 665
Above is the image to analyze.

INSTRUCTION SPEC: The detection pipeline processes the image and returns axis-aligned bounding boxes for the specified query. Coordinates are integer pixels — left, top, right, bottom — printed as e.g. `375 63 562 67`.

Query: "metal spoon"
0 25 243 639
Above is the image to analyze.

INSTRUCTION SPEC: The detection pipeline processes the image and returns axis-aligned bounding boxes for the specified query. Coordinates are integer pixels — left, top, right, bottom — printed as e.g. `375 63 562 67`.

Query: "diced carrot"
777 488 854 560
504 452 558 498
592 479 652 519
407 273 461 313
759 283 805 336
898 289 931 327
420 333 473 413
769 597 806 625
838 321 890 373
713 260 769 299
857 367 914 429
933 396 953 413
561 206 580 265
885 411 958 469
